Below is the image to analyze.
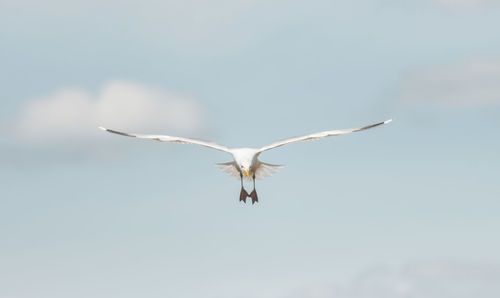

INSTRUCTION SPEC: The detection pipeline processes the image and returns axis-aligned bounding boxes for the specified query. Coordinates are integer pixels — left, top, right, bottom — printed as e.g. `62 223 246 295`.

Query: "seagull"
99 119 392 204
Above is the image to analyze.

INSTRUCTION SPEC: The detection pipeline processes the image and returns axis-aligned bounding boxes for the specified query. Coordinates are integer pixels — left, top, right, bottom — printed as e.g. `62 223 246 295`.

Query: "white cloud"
399 58 500 106
14 81 205 144
289 260 500 298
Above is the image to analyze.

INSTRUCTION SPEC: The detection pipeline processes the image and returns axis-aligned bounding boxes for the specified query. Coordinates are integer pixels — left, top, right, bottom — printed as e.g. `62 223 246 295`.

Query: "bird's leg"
239 174 248 203
249 174 258 204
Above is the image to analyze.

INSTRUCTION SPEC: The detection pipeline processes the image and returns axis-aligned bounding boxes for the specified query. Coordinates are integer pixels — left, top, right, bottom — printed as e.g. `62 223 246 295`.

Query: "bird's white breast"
231 148 259 167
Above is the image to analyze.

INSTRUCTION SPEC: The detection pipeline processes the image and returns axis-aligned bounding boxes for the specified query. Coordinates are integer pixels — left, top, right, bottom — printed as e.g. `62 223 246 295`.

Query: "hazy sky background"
1 1 500 297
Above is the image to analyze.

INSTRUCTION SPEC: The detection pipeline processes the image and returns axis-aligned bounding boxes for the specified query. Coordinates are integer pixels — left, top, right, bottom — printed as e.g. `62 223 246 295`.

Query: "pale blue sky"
1 1 500 298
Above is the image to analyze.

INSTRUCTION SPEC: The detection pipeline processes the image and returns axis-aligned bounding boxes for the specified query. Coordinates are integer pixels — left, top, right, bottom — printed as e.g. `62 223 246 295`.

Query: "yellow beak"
244 169 249 177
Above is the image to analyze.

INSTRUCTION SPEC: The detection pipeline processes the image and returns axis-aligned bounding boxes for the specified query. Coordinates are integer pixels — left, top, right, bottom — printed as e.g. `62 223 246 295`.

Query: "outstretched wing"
258 119 392 152
99 127 231 153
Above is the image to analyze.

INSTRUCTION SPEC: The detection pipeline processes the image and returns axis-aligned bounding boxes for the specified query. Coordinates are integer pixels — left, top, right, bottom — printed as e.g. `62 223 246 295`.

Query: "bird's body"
227 148 263 180
231 148 258 173
99 119 392 204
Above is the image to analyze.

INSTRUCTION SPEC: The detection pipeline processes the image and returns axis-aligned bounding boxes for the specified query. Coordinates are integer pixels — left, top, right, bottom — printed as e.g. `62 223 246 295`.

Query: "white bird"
99 119 392 204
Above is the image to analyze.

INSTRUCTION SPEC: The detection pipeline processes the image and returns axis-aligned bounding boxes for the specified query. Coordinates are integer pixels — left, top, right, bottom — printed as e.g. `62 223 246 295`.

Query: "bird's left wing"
258 119 392 153
99 127 231 153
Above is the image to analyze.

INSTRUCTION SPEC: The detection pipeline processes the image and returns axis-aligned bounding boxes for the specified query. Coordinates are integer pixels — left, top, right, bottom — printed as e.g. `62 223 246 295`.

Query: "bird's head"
232 148 258 178
240 164 251 177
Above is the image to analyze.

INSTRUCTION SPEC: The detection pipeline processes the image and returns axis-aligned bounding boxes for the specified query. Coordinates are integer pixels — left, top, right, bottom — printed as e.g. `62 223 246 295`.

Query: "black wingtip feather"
100 127 136 138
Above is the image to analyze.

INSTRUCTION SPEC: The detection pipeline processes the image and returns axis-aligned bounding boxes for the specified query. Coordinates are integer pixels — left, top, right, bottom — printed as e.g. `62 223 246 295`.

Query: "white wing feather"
258 119 392 152
255 162 284 179
215 162 241 179
99 127 231 153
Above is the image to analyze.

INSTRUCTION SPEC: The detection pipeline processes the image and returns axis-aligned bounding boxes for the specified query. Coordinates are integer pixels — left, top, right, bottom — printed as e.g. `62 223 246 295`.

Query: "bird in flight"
99 119 391 204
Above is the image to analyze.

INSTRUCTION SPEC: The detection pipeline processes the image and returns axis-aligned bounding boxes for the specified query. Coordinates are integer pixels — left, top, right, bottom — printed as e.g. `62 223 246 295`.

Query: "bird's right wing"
99 127 231 153
258 119 392 152
215 161 241 179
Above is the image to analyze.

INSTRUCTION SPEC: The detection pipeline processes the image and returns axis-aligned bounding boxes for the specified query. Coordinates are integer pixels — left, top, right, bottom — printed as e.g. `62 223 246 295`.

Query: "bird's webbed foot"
249 190 258 204
239 187 249 203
